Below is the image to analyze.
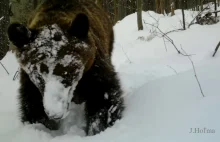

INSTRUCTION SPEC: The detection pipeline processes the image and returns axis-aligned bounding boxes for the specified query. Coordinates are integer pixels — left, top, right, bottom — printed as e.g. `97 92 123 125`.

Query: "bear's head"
8 13 95 120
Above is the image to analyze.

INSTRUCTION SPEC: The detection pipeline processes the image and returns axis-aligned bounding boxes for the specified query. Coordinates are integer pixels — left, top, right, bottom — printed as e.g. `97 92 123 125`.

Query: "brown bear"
7 0 124 136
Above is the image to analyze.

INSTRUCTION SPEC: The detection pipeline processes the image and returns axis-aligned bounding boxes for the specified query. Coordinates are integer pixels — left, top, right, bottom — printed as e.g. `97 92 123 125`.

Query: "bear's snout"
43 78 73 120
46 109 69 120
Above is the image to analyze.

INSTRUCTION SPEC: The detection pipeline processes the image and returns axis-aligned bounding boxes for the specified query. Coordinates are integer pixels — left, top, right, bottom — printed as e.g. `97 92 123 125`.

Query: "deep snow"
1 8 220 142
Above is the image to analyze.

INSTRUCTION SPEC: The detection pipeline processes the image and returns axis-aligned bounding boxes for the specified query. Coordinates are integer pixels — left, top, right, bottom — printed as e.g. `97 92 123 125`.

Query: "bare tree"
114 0 118 23
181 0 186 30
156 0 160 13
171 1 175 16
160 0 165 14
0 0 10 60
137 0 143 30
214 0 217 18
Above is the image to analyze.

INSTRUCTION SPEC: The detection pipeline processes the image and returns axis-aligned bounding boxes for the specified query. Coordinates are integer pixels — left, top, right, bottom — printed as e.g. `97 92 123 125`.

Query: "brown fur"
27 0 114 72
8 0 124 136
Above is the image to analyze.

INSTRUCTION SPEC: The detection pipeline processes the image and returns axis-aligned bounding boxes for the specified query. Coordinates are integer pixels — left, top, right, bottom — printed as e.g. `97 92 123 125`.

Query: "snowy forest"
1 0 220 142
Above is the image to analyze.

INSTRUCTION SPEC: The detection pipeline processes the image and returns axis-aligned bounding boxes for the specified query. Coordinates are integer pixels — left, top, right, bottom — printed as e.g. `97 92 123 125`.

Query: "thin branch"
119 44 132 64
143 21 192 56
164 29 184 35
181 47 205 97
0 62 9 75
213 41 220 57
13 69 19 81
147 11 160 24
163 37 168 52
167 65 178 74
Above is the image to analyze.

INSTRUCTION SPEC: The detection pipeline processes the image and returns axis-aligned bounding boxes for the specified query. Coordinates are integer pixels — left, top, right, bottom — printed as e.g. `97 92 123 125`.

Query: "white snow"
43 77 71 119
1 7 220 142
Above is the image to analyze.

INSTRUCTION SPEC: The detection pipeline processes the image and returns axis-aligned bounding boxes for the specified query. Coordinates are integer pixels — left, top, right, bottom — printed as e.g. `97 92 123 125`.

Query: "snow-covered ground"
1 8 220 142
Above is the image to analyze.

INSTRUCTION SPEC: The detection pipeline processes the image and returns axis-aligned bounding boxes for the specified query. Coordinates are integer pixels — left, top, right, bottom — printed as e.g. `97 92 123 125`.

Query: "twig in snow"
13 69 19 81
212 41 220 57
119 44 132 64
165 29 184 35
181 47 205 97
167 65 178 74
147 11 160 24
0 62 9 75
163 37 168 52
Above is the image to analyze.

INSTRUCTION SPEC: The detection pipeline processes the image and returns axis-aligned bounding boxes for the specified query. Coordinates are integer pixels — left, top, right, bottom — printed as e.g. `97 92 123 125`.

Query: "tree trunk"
149 0 154 11
160 0 165 14
137 0 143 30
171 1 175 16
214 0 217 17
181 0 186 30
179 0 182 9
118 0 125 20
200 0 203 10
0 0 9 60
175 0 179 9
185 0 188 9
114 0 118 23
156 0 161 13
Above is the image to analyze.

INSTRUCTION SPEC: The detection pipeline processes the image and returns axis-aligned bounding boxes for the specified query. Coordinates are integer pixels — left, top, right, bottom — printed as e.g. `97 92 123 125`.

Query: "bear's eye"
53 32 62 41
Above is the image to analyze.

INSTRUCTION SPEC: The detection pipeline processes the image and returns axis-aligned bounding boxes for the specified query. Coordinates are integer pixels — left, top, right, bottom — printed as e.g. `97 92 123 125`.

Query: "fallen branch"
212 41 220 57
181 47 205 97
0 62 9 75
13 69 19 81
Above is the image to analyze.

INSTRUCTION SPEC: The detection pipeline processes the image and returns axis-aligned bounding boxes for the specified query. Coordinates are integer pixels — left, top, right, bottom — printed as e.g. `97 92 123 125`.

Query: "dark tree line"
97 0 216 23
0 0 10 60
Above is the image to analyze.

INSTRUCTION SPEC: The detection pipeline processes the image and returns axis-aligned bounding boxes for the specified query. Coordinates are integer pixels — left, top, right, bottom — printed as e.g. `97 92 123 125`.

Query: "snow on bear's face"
8 14 92 120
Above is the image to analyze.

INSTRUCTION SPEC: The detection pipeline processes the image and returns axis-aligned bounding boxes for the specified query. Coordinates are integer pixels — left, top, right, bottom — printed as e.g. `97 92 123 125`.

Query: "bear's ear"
69 13 89 39
7 23 31 48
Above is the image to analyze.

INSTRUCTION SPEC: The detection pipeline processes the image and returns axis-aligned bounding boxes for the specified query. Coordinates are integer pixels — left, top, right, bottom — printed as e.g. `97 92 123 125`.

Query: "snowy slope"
1 9 220 142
